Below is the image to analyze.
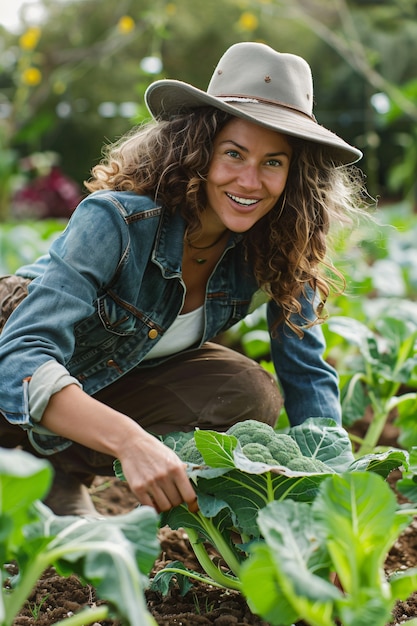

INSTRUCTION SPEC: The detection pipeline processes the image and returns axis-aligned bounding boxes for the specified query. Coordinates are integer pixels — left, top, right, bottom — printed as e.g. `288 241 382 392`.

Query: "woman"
0 42 366 516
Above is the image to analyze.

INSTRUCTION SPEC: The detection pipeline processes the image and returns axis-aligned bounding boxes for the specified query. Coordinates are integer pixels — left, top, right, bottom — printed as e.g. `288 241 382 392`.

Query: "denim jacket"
0 190 341 452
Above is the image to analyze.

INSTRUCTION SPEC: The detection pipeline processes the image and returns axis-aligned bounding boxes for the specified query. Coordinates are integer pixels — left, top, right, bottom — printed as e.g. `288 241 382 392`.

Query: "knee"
201 361 283 431
232 364 283 427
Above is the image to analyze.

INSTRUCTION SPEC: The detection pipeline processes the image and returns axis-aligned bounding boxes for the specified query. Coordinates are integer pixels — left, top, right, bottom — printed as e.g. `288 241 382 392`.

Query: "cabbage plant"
0 447 159 626
241 471 417 626
326 303 417 455
116 419 408 595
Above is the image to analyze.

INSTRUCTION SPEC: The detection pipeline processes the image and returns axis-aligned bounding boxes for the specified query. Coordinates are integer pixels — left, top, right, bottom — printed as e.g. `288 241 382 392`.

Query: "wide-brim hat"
145 42 362 165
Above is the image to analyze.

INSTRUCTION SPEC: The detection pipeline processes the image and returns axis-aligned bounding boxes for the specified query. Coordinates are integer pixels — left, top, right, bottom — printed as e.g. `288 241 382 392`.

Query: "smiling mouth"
226 193 259 207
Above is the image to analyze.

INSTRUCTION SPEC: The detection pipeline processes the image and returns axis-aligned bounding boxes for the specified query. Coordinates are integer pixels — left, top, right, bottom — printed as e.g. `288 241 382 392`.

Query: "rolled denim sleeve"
267 296 341 426
24 360 81 455
29 360 82 423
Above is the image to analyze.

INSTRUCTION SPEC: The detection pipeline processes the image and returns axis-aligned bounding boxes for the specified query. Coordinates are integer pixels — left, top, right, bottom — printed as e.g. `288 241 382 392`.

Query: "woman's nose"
238 164 262 190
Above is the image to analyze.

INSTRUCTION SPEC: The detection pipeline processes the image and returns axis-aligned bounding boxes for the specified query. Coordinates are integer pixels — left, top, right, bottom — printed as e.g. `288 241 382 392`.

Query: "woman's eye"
226 150 240 159
266 159 282 167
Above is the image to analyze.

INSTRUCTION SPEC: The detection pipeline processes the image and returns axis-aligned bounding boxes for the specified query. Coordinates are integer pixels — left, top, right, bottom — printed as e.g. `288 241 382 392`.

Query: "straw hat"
145 42 362 165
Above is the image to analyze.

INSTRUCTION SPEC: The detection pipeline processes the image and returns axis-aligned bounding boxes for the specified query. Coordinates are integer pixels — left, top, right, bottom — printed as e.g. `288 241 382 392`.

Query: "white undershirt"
143 305 205 360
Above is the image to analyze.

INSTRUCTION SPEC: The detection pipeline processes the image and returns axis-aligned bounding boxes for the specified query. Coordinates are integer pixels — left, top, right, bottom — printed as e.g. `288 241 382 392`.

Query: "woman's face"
205 117 292 233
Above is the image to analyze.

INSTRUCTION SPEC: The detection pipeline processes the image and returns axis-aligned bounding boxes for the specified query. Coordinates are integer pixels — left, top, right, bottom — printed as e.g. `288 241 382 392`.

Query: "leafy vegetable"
241 471 417 626
326 308 417 455
226 420 304 465
397 446 417 502
115 418 406 595
179 437 204 465
0 447 159 626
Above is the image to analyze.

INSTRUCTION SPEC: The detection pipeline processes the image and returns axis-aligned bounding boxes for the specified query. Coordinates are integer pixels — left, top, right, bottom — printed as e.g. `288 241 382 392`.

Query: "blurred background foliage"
0 0 417 222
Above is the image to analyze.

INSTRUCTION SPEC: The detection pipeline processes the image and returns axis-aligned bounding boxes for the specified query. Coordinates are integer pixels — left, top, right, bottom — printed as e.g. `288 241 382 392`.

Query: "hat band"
217 94 317 122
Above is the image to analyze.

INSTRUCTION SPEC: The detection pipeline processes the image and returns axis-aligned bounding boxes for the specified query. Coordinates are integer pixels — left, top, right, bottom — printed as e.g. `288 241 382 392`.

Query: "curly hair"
246 139 368 334
85 107 368 335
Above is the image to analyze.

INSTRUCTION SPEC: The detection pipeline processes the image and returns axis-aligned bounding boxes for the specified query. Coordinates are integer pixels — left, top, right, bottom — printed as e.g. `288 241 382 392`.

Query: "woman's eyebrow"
218 139 290 157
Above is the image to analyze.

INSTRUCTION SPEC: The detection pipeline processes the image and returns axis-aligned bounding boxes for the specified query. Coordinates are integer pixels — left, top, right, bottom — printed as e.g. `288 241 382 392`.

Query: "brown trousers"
0 275 282 482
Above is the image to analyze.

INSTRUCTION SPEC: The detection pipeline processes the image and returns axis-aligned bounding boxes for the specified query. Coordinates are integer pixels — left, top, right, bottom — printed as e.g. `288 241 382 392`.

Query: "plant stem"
196 513 242 576
185 526 241 591
396 508 417 517
4 555 49 624
355 403 387 456
53 606 109 626
349 432 365 446
156 566 228 589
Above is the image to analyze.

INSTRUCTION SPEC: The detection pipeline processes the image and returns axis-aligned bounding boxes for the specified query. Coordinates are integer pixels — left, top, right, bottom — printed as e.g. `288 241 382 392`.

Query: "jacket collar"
152 207 244 277
152 209 185 277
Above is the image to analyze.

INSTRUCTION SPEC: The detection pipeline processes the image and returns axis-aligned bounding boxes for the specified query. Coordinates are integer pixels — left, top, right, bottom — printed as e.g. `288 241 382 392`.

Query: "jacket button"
107 359 122 374
148 328 158 339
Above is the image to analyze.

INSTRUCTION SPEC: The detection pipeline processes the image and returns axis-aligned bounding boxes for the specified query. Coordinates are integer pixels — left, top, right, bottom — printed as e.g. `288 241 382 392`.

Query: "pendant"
194 258 207 265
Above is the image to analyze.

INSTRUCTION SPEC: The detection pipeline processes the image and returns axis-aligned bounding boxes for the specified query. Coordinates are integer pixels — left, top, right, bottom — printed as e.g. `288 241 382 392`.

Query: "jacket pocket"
97 293 137 336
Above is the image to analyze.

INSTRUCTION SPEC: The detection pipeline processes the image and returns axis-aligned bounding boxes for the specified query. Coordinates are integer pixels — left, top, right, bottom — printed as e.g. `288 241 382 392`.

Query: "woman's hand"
41 384 198 513
118 431 198 512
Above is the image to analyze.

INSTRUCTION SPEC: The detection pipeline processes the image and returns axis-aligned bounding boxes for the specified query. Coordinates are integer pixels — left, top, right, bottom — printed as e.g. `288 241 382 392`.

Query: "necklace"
185 231 228 264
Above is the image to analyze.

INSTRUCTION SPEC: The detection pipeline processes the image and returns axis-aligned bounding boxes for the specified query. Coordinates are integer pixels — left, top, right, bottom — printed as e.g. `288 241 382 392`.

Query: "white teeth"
227 193 258 206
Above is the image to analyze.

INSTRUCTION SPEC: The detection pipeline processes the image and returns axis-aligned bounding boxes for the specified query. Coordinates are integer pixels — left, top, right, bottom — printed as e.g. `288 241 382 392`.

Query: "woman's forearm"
40 383 144 457
40 384 198 513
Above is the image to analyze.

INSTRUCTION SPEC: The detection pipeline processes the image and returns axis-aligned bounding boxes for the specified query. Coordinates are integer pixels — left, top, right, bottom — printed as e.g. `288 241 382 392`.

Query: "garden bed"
10 469 417 626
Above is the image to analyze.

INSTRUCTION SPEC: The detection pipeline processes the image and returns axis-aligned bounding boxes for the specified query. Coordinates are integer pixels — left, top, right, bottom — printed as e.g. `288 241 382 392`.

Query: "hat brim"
145 80 362 166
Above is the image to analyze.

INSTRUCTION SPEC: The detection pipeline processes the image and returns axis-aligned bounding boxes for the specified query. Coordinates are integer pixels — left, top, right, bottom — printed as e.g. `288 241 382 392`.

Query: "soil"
8 419 417 626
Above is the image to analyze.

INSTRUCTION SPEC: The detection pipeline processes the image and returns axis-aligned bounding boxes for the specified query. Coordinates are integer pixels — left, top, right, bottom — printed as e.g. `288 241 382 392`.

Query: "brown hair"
85 108 368 335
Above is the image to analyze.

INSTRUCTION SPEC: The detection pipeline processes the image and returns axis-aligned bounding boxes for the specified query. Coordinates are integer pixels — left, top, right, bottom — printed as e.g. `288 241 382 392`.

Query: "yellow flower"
19 27 41 51
238 11 259 32
22 67 42 86
53 80 67 95
117 15 135 34
165 3 177 15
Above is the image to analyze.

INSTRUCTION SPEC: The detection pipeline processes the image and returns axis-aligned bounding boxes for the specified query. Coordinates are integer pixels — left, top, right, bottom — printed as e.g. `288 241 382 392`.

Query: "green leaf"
167 425 340 541
397 447 417 502
0 448 52 554
258 500 337 599
289 418 355 470
327 317 380 363
312 473 409 596
194 430 237 468
0 446 159 626
33 503 160 575
374 316 417 351
242 472 415 626
394 395 417 450
28 503 160 626
151 560 194 596
389 568 417 603
349 449 409 478
241 330 270 359
162 497 233 544
196 469 327 537
341 374 370 426
241 542 299 626
242 500 339 626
